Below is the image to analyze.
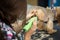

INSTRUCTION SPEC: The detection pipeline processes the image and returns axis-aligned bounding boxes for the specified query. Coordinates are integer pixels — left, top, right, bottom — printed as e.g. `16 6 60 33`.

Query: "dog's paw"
48 30 57 34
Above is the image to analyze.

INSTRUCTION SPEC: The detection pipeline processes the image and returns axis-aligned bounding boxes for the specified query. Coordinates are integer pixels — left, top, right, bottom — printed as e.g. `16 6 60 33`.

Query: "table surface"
31 22 60 40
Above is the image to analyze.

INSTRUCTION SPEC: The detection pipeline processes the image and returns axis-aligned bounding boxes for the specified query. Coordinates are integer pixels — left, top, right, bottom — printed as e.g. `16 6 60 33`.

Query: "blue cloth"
48 0 60 7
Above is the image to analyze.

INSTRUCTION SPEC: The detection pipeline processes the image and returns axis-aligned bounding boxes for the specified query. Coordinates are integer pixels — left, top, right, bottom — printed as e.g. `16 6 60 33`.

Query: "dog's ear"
56 7 60 25
56 14 60 25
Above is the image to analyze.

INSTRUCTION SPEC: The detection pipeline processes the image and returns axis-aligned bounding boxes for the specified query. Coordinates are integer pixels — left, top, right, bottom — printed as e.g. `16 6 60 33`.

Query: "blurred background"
27 0 60 7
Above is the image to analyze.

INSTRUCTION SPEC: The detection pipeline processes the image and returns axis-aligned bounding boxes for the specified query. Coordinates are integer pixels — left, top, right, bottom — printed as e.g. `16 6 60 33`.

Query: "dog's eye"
44 21 47 23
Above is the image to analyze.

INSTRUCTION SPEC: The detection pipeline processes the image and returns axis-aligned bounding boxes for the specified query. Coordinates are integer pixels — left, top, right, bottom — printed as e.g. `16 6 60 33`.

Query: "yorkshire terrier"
25 6 57 40
17 7 60 40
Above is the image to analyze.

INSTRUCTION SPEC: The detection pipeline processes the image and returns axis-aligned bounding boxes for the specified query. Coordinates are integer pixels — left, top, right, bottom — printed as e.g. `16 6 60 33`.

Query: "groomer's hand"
25 19 37 40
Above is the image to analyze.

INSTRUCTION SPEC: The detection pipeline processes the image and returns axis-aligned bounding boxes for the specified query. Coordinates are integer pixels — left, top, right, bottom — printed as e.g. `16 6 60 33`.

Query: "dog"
26 6 57 34
25 6 57 40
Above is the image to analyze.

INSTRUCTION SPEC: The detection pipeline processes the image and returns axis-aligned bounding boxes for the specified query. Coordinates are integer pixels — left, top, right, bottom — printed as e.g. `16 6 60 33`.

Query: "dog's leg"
46 19 57 34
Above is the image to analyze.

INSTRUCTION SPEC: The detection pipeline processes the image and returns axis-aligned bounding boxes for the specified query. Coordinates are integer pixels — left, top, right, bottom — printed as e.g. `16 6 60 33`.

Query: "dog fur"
25 6 57 40
55 7 60 25
26 6 57 34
